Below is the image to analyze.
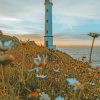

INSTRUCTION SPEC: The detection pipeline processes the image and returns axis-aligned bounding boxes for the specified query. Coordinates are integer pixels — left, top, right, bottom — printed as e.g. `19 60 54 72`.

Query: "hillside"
0 33 100 100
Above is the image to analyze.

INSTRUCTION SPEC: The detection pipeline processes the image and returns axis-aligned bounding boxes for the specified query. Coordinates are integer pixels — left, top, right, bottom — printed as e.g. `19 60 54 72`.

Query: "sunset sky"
0 0 100 46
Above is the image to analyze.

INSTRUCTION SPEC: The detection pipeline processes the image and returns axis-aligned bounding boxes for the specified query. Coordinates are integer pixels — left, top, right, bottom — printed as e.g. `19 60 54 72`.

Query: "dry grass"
0 41 100 100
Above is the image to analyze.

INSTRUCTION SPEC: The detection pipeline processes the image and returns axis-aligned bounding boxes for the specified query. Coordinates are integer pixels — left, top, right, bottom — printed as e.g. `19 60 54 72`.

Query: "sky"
0 0 100 46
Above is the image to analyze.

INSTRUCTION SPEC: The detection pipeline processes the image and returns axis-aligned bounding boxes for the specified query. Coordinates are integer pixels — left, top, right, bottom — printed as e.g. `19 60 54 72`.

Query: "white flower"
33 54 47 66
39 92 51 100
53 68 60 73
55 96 64 100
35 74 47 79
28 67 40 72
34 55 41 65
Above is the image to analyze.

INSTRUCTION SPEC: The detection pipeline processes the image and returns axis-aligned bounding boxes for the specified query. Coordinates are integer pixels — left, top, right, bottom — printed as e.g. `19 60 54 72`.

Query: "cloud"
11 33 100 46
53 0 100 19
52 0 100 34
54 33 100 46
0 0 100 36
0 0 45 34
54 33 100 41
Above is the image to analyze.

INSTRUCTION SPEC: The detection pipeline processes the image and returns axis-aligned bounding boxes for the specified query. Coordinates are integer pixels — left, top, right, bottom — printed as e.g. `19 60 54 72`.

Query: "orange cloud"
12 34 100 46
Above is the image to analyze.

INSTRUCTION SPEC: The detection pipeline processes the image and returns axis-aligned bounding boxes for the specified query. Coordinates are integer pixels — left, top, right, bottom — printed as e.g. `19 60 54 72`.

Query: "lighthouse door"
46 41 48 47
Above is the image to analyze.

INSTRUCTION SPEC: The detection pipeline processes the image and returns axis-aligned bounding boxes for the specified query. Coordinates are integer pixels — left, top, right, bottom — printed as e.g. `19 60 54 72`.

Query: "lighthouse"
44 0 56 49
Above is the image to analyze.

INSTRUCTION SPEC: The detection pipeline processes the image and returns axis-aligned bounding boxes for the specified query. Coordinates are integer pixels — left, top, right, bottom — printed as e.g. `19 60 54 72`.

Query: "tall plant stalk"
89 37 95 64
88 33 100 64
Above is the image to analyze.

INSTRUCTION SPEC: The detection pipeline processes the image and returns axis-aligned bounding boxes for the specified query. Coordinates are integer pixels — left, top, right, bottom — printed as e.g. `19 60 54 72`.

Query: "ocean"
57 46 100 67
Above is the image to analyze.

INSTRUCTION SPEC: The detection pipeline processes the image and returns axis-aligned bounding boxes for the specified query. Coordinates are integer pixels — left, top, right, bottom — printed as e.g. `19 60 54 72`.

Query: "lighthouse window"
46 30 48 33
46 9 48 12
46 20 48 23
46 41 48 47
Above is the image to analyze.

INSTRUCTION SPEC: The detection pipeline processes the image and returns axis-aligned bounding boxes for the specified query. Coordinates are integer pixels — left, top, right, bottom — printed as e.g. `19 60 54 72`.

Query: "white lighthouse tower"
44 0 56 49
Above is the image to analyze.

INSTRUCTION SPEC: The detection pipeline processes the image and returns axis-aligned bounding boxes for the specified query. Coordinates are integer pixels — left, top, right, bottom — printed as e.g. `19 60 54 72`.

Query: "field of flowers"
0 35 100 100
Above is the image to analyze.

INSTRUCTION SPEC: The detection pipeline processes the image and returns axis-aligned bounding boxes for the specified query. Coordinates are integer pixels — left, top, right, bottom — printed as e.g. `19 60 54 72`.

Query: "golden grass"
0 41 100 100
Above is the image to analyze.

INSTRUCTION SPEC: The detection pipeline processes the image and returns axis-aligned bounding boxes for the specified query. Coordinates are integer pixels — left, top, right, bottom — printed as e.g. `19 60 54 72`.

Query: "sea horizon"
57 45 100 67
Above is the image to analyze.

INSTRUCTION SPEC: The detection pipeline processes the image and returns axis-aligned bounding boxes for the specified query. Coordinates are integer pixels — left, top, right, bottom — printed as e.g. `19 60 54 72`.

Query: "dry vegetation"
0 34 100 100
